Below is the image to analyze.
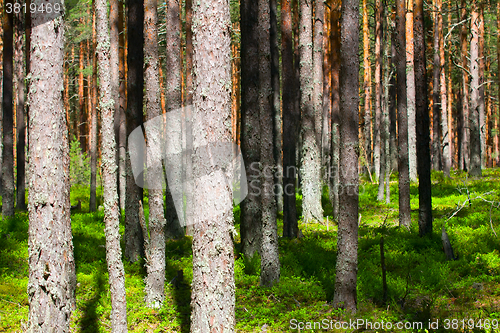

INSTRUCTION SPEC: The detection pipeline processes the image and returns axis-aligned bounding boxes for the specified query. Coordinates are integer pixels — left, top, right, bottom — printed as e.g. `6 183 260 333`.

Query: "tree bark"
432 4 441 171
300 0 323 223
329 0 340 222
396 0 411 228
362 0 372 176
377 4 386 202
118 0 126 211
322 2 331 183
469 1 482 176
2 0 14 217
333 0 359 313
437 0 450 177
110 0 119 213
406 0 417 181
460 0 469 171
96 0 129 327
14 9 26 211
414 0 432 236
90 0 98 212
125 0 145 262
27 4 76 330
478 2 485 168
240 0 262 255
282 0 299 238
373 0 382 181
190 0 235 330
258 0 280 287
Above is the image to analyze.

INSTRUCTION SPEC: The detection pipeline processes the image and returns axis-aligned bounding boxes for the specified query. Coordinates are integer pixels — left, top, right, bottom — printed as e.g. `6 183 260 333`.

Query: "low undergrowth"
1 169 500 332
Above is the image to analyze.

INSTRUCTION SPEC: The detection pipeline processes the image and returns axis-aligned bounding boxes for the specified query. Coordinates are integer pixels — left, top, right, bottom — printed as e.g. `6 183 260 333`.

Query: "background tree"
362 0 372 176
2 0 14 217
125 0 145 262
470 0 482 176
395 0 411 228
190 0 235 330
414 0 432 236
27 2 76 329
333 0 359 312
406 0 417 182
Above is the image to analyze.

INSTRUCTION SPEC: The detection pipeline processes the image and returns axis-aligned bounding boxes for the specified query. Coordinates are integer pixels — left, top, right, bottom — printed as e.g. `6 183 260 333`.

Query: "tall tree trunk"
165 0 184 239
469 1 482 176
258 0 280 287
329 0 340 222
14 9 26 211
27 4 76 330
437 0 450 177
362 0 372 175
282 0 299 238
414 0 432 236
90 0 98 212
143 0 167 307
333 0 359 312
374 0 382 182
110 0 119 213
322 1 331 183
240 0 262 255
389 31 398 172
460 0 469 171
432 4 441 171
383 26 391 204
190 0 235 330
118 0 126 211
313 0 324 178
406 0 417 181
478 2 485 168
96 0 129 327
270 0 283 213
396 0 411 228
125 0 145 262
377 4 386 202
300 0 323 223
2 0 14 217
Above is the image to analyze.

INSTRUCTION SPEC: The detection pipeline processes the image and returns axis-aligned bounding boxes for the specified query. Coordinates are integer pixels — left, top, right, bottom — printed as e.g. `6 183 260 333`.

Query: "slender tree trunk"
470 1 482 176
89 0 98 212
300 0 323 223
270 0 283 213
190 0 235 330
329 0 340 222
414 0 432 236
165 0 184 239
258 0 280 287
118 0 126 211
96 0 129 327
406 0 417 181
460 0 469 171
125 0 145 262
143 0 166 307
383 28 391 204
2 0 14 217
14 9 26 211
374 0 383 183
447 11 454 169
389 28 398 172
110 0 119 213
362 0 372 175
377 7 386 202
396 0 411 228
282 0 299 238
437 0 450 177
478 2 485 168
333 0 359 313
322 2 331 182
240 0 262 255
432 4 441 171
27 4 76 330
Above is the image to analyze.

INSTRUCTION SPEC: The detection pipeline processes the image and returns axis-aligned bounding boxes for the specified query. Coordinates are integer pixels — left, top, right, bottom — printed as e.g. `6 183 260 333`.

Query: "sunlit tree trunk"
118 0 126 211
460 0 469 171
300 0 323 223
89 0 98 212
190 0 235 330
478 2 485 168
406 0 417 181
2 0 14 217
27 3 76 330
470 1 482 176
362 0 372 175
374 0 382 182
333 0 359 312
110 0 119 213
437 0 450 177
432 3 441 171
396 0 411 228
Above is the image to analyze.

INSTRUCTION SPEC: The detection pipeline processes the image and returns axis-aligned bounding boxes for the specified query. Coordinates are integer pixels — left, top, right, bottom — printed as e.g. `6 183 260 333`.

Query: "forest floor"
2 169 500 332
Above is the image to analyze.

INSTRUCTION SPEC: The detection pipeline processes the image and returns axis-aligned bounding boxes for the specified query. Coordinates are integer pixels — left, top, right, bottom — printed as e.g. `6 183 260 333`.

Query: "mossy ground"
2 169 500 332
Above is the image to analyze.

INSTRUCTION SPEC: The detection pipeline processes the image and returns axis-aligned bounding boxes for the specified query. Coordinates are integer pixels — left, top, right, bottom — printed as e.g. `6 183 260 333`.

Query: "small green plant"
70 136 91 187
